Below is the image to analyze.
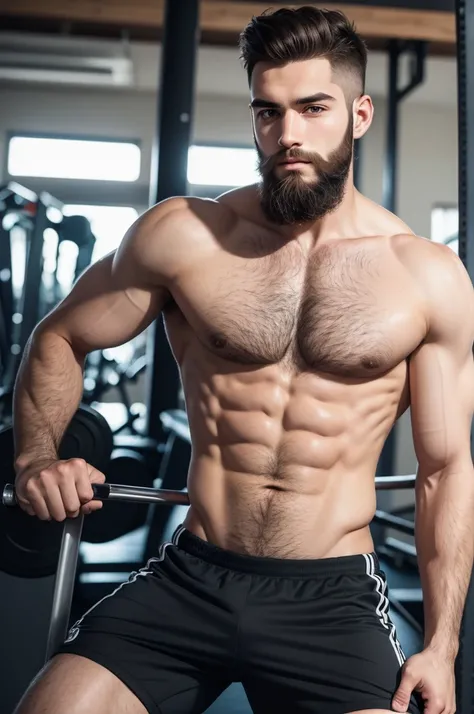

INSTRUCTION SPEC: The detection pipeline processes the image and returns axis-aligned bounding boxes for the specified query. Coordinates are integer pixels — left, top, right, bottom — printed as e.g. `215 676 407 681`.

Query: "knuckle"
58 469 74 485
24 479 37 496
69 457 87 469
38 468 52 483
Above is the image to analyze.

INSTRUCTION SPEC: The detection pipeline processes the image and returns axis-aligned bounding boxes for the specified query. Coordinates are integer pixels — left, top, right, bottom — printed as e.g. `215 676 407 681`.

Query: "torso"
158 187 427 558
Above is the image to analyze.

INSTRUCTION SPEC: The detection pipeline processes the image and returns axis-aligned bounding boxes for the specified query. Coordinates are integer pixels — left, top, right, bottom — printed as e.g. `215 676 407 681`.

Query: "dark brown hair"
239 6 367 97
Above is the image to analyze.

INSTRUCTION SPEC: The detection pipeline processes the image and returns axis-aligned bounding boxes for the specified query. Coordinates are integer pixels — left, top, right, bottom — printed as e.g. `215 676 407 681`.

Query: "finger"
19 494 46 519
23 481 53 521
392 673 418 713
42 479 67 521
80 500 103 516
72 460 95 504
88 466 106 484
58 473 83 517
423 696 445 714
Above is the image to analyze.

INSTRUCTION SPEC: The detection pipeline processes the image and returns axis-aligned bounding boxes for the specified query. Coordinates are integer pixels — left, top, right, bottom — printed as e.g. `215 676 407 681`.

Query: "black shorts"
56 525 423 714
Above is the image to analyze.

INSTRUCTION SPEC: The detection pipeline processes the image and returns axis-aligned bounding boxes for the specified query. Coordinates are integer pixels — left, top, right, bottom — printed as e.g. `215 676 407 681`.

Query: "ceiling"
0 0 457 50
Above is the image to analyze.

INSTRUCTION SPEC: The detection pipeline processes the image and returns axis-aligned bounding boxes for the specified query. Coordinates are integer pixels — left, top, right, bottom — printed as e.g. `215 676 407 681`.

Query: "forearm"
415 466 474 660
13 329 85 470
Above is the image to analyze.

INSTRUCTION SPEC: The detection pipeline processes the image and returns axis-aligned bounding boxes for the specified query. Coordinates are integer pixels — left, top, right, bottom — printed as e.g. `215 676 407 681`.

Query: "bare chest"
166 242 423 377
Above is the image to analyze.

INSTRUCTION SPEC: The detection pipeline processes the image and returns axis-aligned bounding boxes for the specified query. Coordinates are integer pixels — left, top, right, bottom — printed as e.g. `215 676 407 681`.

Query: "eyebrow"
250 92 336 109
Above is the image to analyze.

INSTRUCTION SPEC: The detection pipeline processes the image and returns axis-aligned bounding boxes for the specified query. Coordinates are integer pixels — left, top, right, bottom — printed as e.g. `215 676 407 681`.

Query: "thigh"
243 624 420 714
15 653 147 714
56 543 235 714
241 567 423 714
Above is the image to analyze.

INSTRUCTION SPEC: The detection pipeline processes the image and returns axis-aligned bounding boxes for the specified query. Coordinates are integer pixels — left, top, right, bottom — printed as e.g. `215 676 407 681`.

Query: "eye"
258 109 278 120
305 106 325 115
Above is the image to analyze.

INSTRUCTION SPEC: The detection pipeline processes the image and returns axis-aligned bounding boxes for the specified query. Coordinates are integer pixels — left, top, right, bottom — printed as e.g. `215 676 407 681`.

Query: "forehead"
250 57 346 103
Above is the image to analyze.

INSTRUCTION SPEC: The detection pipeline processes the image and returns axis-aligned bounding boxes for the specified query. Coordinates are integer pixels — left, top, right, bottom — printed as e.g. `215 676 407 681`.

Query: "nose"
278 110 304 149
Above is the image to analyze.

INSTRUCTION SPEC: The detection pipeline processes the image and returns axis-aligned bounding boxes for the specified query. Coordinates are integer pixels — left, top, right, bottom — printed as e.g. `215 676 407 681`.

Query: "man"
12 6 474 714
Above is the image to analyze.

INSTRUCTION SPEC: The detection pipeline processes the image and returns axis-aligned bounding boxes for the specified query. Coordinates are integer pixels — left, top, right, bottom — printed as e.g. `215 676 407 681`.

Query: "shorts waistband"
170 525 380 577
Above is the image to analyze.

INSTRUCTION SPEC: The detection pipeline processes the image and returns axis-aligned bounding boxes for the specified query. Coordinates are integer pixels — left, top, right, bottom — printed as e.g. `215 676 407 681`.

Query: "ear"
352 95 374 140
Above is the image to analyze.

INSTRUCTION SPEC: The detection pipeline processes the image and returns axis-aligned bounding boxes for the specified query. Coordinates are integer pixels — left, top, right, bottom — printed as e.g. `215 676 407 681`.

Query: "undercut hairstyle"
239 6 367 99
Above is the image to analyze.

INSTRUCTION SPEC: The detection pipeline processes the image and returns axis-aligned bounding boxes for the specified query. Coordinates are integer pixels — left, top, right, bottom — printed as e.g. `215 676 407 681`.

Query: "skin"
13 58 474 714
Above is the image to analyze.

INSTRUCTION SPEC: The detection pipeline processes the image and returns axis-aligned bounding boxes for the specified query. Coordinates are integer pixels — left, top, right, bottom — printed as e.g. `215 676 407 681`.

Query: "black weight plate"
0 404 114 578
82 449 151 544
0 427 63 578
59 404 113 474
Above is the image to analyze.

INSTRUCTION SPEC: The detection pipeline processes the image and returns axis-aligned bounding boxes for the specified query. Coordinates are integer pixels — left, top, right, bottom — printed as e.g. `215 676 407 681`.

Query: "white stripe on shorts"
363 552 406 667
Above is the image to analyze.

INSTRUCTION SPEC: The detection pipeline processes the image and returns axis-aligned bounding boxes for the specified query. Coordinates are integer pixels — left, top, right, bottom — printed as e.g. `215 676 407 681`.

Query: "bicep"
409 340 474 473
35 250 167 354
410 245 474 472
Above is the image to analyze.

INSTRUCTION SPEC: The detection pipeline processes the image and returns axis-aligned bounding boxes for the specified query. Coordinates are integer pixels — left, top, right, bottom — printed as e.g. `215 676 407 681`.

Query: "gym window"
187 145 259 187
431 205 459 255
7 136 141 182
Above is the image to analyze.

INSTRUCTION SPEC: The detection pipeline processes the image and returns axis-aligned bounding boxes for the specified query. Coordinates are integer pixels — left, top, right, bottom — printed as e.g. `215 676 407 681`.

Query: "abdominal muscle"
180 361 404 560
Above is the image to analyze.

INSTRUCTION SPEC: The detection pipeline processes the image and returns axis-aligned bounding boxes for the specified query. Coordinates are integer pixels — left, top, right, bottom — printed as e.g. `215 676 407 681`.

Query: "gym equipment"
0 184 65 425
2 474 414 662
0 183 38 391
145 0 199 446
42 214 96 315
82 344 148 437
455 1 474 711
0 404 113 577
373 510 414 536
81 448 151 543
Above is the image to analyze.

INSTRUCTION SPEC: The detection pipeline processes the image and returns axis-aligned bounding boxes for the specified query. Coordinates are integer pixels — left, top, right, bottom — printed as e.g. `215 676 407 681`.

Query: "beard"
255 120 354 226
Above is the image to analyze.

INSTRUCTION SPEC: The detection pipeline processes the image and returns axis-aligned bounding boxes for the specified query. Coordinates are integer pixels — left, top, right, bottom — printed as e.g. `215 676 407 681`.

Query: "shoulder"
116 196 238 278
391 233 464 282
391 234 474 342
140 195 237 238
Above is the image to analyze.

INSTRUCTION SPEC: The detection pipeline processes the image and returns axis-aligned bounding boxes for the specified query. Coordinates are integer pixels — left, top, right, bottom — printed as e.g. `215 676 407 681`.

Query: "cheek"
308 116 347 156
255 124 277 150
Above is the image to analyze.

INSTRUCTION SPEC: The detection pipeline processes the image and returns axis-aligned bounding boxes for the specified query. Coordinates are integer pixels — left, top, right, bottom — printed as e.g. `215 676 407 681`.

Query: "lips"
279 158 310 165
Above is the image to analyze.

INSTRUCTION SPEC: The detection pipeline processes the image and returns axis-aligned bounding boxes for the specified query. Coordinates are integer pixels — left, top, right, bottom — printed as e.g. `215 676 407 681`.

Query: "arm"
13 198 185 471
410 244 474 662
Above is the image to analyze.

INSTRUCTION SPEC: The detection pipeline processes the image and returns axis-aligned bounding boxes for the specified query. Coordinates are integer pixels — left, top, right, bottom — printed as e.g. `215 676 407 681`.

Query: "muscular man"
12 7 474 714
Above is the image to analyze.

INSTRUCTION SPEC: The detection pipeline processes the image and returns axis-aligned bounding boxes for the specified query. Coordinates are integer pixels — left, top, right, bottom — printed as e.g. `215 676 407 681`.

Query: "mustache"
258 148 318 174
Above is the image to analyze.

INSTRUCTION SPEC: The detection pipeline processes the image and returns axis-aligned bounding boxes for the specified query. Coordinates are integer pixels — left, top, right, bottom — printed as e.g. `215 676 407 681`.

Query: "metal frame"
455 1 474 711
145 0 200 446
377 39 427 486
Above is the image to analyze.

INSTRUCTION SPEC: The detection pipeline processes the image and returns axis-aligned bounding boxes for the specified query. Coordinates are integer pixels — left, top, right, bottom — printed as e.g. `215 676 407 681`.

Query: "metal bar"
105 484 190 505
373 510 415 536
2 474 417 510
375 474 415 489
397 41 427 101
17 199 48 352
377 38 426 546
455 2 474 711
382 40 400 214
44 515 84 662
145 0 200 445
353 138 363 191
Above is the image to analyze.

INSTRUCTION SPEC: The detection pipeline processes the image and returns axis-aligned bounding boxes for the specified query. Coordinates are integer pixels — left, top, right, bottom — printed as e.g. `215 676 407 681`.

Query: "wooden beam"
0 0 456 44
202 2 456 44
